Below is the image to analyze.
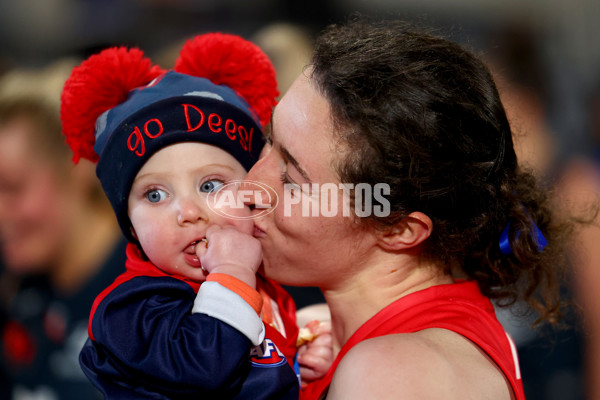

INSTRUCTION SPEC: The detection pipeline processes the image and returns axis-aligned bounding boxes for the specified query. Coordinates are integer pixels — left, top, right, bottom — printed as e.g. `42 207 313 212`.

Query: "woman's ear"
378 212 432 251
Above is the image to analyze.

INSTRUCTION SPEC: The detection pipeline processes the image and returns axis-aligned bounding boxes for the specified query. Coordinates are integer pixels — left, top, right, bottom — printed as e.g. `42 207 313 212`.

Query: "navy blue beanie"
95 71 265 240
61 34 278 241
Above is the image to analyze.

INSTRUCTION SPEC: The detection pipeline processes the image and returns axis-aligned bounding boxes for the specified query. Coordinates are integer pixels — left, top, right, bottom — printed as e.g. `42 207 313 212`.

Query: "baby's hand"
297 320 334 386
197 225 262 288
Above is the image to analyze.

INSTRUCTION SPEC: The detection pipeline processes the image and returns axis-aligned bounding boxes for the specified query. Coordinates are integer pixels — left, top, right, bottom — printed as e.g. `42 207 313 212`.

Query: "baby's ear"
377 212 432 251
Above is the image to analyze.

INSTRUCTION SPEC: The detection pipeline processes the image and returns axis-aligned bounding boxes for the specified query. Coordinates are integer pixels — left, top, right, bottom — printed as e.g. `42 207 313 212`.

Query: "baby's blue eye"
146 189 167 203
200 179 224 193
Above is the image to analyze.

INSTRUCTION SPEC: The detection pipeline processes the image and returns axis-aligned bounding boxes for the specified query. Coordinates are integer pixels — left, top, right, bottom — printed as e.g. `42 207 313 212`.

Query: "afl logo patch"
250 338 287 368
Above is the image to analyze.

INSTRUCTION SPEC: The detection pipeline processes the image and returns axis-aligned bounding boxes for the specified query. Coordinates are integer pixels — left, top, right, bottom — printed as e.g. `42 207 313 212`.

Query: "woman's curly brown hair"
310 17 579 324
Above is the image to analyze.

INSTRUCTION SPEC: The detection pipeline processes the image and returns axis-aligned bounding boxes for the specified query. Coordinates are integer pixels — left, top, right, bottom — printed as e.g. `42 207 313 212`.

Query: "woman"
244 19 573 399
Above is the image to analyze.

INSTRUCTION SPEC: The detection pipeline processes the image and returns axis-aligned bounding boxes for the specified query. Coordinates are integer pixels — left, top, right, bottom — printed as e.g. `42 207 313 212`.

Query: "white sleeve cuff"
192 281 265 346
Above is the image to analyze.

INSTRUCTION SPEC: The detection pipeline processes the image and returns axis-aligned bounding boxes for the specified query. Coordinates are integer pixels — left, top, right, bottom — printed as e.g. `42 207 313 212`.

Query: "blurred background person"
479 22 586 400
251 22 314 98
152 21 314 99
554 79 600 400
0 59 127 400
485 24 558 180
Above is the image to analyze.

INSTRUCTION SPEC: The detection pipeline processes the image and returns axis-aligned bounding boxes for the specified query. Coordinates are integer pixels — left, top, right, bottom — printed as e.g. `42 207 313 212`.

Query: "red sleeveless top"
301 280 525 400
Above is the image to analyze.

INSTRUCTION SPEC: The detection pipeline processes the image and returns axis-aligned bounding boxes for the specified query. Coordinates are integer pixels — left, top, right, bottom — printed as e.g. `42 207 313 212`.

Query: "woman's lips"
253 224 266 237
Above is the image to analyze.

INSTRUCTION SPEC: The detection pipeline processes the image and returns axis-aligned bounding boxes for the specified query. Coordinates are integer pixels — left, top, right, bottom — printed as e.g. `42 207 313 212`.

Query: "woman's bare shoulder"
326 329 513 400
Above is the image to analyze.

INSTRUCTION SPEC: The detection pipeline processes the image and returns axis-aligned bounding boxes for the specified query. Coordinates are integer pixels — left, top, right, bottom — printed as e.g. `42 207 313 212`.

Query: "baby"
61 33 330 399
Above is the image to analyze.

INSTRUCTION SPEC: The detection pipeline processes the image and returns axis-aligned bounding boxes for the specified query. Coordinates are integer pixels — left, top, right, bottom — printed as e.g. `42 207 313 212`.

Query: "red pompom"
61 47 164 163
174 33 279 128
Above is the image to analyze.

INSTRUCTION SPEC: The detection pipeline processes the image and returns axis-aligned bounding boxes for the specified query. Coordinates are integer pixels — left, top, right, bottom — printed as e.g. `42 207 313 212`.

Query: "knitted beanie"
61 33 278 241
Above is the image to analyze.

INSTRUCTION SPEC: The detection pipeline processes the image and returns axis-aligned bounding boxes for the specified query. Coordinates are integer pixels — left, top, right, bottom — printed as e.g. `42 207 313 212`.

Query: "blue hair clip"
499 221 548 255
